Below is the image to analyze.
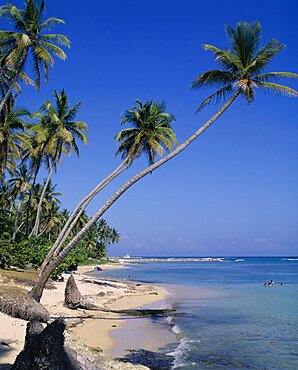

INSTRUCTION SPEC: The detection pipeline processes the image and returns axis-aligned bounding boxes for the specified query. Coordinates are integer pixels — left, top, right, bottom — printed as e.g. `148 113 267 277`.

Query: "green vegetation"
0 1 122 274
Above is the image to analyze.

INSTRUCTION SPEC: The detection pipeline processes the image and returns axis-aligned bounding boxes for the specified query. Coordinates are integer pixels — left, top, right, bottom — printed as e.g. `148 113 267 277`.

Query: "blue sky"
6 0 298 256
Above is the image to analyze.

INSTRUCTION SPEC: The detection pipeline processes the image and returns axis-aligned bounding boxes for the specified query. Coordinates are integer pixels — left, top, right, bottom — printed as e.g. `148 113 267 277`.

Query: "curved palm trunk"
0 49 28 113
39 158 130 274
30 90 240 302
30 163 55 237
12 183 28 242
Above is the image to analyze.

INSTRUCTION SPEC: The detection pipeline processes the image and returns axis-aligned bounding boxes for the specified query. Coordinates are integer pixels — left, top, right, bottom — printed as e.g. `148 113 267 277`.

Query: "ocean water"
99 257 298 369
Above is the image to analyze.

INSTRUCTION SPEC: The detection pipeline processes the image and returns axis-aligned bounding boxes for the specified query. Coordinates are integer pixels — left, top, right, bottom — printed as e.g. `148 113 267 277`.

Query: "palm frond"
257 82 298 97
39 41 67 60
254 72 298 81
195 85 234 112
191 69 236 89
40 17 65 30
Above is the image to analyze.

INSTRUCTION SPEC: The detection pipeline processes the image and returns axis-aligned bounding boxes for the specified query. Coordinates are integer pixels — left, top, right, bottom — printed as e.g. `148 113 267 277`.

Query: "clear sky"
7 0 298 256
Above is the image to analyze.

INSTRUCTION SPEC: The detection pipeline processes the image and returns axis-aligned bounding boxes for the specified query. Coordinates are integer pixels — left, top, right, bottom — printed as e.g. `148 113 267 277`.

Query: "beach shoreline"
0 263 176 369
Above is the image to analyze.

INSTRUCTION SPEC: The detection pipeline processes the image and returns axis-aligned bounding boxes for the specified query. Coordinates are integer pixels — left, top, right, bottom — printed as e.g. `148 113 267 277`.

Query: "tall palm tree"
31 21 298 302
40 99 177 274
22 124 52 235
25 180 61 235
0 0 70 112
30 90 88 236
36 181 61 238
8 164 31 241
0 99 30 180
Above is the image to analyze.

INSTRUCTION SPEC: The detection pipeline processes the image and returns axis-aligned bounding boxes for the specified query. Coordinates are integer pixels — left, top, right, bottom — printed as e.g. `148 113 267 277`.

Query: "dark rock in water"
118 349 174 370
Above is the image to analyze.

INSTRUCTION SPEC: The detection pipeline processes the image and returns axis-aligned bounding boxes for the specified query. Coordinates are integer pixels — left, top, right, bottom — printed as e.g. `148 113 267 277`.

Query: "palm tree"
0 99 30 180
31 21 298 302
191 21 297 110
115 100 177 165
8 164 31 241
0 0 70 112
85 220 119 258
0 181 12 211
25 180 61 236
30 90 88 236
0 66 35 100
22 124 52 236
36 181 62 238
39 99 177 274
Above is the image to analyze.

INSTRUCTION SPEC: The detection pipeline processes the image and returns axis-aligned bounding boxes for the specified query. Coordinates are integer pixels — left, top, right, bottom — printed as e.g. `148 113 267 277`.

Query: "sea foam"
282 258 298 261
167 337 198 369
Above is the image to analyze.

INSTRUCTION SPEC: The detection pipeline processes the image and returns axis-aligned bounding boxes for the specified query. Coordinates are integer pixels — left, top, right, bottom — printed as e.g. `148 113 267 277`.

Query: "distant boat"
123 254 131 259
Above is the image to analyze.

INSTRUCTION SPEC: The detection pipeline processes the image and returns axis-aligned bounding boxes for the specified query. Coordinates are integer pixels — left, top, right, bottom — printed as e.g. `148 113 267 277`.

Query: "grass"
0 269 55 289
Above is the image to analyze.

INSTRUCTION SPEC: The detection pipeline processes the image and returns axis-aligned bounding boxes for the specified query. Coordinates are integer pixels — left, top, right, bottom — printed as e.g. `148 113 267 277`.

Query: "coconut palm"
0 66 35 100
0 99 30 180
31 21 298 302
85 220 119 258
8 164 31 241
26 180 61 235
30 90 88 236
36 183 62 239
0 0 70 112
39 99 177 274
22 124 52 236
191 21 298 110
115 100 177 165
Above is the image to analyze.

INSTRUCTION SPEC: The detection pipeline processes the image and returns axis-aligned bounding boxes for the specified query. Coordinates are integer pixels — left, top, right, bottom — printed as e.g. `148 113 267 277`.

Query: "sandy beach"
0 264 176 369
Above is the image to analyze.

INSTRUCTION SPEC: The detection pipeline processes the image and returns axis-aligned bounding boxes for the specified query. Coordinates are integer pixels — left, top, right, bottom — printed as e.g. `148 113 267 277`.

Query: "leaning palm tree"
0 0 70 112
0 99 30 180
31 21 298 302
39 99 177 274
30 90 88 237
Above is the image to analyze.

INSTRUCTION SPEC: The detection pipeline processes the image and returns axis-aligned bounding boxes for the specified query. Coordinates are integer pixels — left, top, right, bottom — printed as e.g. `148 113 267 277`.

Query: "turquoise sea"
99 257 298 369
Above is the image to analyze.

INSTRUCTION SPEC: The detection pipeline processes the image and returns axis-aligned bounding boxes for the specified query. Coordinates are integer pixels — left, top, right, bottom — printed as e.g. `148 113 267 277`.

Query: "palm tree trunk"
30 90 241 302
30 163 55 237
0 139 8 182
39 158 130 274
0 49 28 113
25 165 40 236
12 183 28 242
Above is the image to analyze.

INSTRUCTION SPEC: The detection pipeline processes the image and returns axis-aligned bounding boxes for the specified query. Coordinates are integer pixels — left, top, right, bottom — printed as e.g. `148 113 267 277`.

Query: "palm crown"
36 89 88 167
0 0 70 88
0 99 30 178
115 99 178 165
192 21 298 111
